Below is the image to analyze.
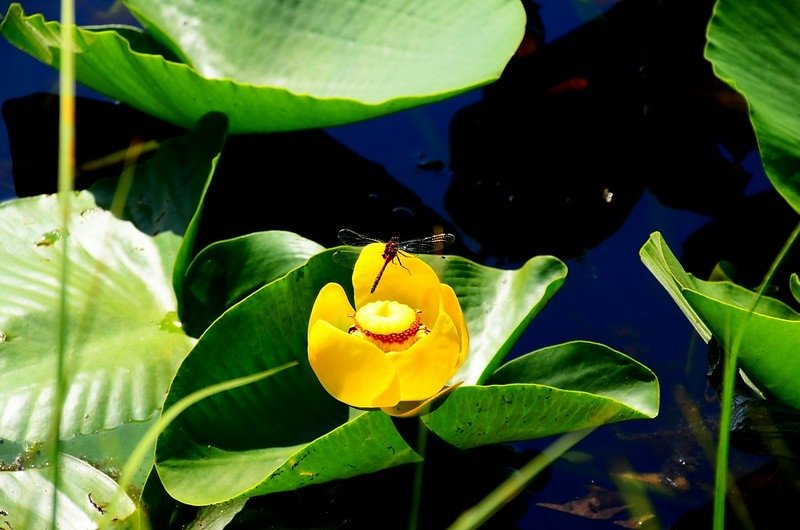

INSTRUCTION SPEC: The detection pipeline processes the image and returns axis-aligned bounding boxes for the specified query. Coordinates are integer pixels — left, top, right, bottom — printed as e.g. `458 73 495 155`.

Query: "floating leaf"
1 1 525 132
0 192 191 442
0 114 226 505
0 454 135 529
424 341 659 448
157 246 570 503
422 253 568 384
180 231 325 336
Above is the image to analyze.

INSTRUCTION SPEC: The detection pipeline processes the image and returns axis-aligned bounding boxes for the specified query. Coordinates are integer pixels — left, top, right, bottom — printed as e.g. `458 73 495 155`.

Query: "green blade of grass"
115 361 299 514
51 0 76 527
712 220 800 530
446 428 594 530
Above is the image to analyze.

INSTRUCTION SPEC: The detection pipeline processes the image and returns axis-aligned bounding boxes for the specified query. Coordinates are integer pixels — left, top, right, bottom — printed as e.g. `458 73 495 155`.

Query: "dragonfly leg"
394 253 413 276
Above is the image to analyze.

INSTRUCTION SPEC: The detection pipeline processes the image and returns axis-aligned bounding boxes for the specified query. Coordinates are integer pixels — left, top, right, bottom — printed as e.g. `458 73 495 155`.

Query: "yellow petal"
308 320 401 408
308 283 355 335
386 310 461 401
352 243 440 327
440 283 469 369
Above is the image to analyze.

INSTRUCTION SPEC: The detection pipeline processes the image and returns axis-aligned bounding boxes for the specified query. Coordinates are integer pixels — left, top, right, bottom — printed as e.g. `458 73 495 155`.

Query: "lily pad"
1 1 525 132
423 253 568 384
157 245 568 504
424 341 660 448
180 231 325 337
641 231 800 409
0 454 136 529
705 0 800 212
0 191 190 443
0 112 226 500
157 410 420 506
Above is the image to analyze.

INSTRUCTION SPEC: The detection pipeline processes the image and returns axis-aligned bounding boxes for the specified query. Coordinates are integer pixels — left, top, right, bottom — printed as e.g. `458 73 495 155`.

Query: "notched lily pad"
156 243 576 503
1 1 526 132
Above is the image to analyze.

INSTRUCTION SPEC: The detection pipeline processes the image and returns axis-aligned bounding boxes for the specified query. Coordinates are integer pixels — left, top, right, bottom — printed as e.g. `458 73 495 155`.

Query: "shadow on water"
447 0 755 263
2 93 472 259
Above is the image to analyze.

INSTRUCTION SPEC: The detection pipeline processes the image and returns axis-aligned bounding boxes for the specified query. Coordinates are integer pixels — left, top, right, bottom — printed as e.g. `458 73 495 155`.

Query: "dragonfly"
336 228 456 293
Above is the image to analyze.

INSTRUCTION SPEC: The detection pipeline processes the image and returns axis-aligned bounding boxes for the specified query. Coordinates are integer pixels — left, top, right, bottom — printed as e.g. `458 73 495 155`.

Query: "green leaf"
424 341 659 448
158 251 350 451
1 1 525 133
0 115 225 505
157 247 422 504
158 410 419 506
706 0 800 212
157 247 566 503
89 113 225 240
167 113 226 304
89 112 228 302
181 231 325 337
0 454 135 529
0 192 192 443
639 231 712 342
422 254 568 384
790 273 800 305
185 498 248 530
641 231 800 409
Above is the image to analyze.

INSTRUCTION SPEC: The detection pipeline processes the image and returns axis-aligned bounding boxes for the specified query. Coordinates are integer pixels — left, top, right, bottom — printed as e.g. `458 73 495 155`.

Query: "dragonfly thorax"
383 238 401 260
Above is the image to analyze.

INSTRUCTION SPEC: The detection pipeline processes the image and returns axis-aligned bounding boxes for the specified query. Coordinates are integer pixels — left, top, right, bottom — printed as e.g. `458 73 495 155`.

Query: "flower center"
350 300 431 352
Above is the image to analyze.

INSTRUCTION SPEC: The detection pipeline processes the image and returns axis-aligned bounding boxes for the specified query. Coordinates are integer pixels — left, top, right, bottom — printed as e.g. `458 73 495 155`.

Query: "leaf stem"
408 418 429 530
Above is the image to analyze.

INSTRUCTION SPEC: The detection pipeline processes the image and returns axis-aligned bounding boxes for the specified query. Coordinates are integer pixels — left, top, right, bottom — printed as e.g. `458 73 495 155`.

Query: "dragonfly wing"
400 233 456 253
337 228 384 247
331 247 361 269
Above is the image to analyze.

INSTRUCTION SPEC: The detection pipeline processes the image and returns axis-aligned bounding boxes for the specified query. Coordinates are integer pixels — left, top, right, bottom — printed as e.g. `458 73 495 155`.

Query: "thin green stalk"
50 0 75 527
713 220 800 530
115 362 298 500
447 428 594 530
408 418 429 530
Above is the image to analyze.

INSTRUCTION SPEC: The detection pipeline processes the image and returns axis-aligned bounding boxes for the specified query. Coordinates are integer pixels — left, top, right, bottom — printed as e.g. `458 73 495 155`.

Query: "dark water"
2 0 795 528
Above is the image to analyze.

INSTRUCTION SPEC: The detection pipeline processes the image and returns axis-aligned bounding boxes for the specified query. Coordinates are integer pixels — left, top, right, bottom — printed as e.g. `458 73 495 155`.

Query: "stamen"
351 302 431 352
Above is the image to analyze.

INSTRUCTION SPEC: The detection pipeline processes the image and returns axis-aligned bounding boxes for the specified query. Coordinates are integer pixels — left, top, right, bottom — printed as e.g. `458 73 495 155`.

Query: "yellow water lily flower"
308 243 468 410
